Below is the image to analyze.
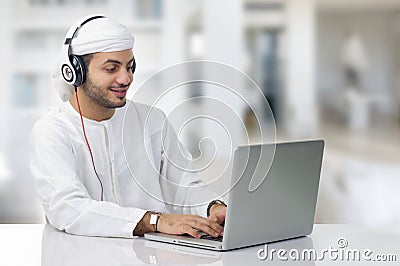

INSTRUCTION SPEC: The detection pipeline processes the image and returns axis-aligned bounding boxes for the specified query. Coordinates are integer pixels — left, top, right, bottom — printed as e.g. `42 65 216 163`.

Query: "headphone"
60 15 105 87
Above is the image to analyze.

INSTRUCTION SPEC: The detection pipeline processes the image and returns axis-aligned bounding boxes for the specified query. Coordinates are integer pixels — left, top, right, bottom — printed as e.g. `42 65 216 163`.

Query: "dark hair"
80 54 93 74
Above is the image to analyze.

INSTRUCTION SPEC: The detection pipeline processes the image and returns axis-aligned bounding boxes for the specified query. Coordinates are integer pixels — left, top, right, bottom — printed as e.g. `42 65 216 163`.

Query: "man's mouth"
110 87 128 98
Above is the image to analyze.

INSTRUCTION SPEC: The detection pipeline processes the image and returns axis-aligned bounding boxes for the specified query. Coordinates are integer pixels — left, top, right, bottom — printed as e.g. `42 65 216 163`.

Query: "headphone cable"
75 88 104 201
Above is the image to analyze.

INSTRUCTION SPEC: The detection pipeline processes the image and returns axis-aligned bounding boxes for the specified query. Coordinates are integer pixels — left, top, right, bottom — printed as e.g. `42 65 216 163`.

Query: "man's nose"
116 69 133 85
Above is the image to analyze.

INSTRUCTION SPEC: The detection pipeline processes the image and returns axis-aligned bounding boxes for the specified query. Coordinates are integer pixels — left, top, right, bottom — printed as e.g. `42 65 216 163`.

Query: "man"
29 15 226 238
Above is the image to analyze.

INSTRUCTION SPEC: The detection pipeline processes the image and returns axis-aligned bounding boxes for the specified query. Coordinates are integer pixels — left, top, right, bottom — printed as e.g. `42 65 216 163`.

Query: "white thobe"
29 100 217 238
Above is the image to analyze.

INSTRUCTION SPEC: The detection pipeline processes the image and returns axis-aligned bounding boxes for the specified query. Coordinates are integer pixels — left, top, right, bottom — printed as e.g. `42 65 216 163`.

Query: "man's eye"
105 67 117 73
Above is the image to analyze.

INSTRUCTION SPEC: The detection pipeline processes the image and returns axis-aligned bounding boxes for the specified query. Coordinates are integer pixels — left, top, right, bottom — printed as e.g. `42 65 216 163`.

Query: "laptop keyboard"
199 233 223 242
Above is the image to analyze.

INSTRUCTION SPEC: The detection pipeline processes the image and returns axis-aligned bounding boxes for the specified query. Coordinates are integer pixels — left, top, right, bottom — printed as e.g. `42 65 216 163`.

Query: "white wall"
285 0 318 136
203 0 246 157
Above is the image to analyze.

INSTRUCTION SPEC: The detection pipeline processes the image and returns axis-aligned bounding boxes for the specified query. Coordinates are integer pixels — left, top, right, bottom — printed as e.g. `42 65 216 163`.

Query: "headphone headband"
64 15 105 45
60 15 105 87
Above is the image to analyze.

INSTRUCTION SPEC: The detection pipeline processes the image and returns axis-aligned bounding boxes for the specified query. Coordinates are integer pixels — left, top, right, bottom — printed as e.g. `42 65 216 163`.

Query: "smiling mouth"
110 88 128 98
110 88 127 92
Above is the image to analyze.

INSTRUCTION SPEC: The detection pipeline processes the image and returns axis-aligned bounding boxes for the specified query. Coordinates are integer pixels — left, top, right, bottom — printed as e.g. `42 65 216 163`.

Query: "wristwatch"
207 199 227 217
149 212 162 232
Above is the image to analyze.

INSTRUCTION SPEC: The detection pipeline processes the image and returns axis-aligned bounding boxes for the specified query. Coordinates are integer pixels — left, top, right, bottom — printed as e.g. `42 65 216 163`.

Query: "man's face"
82 49 134 109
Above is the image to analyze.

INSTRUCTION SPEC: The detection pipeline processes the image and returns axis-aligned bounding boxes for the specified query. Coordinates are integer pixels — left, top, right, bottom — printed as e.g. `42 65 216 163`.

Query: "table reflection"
41 225 138 266
41 225 315 265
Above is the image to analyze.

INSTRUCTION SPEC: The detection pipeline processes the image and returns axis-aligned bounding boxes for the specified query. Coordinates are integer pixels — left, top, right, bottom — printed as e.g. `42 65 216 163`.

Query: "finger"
190 217 223 237
209 214 219 223
179 225 200 238
216 212 226 224
208 206 227 224
203 216 224 231
198 216 224 232
206 214 225 232
185 215 223 230
209 212 225 224
208 214 225 236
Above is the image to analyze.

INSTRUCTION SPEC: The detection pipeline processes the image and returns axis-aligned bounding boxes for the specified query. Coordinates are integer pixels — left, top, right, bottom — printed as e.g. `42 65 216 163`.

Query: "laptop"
145 139 324 251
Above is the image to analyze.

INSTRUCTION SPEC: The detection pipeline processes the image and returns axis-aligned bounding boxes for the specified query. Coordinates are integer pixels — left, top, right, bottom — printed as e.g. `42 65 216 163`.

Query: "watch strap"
149 212 162 232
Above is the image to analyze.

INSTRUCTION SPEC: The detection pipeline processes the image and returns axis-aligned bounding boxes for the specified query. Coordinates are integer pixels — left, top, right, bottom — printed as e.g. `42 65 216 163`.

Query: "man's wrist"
207 200 227 217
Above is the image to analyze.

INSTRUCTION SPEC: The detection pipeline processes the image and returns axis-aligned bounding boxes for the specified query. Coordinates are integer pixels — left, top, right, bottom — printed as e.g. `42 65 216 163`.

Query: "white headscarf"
52 15 135 101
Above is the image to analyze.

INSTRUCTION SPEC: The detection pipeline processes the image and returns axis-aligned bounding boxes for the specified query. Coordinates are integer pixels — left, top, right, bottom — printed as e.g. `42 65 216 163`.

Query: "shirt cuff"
124 208 148 238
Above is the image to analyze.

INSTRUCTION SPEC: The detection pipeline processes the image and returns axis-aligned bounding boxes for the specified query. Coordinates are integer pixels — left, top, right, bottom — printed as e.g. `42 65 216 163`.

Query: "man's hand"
208 204 227 227
157 214 223 238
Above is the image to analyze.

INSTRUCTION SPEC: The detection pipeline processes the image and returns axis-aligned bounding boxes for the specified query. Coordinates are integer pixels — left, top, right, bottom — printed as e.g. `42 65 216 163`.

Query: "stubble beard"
82 75 127 109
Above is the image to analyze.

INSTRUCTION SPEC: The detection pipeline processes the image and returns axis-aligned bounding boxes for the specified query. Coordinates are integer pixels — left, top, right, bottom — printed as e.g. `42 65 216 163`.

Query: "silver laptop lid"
222 140 324 250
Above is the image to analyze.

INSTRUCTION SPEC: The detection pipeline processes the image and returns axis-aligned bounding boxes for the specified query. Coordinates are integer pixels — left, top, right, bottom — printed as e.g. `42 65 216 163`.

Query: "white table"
0 224 399 265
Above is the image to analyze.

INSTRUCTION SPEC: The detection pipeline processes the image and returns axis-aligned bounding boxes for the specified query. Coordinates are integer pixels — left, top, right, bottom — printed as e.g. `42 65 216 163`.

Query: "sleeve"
157 117 221 217
29 118 147 238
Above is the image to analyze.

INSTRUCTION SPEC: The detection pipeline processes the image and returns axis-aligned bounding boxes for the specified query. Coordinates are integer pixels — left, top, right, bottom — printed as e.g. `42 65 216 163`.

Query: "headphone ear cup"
70 55 86 87
132 60 136 74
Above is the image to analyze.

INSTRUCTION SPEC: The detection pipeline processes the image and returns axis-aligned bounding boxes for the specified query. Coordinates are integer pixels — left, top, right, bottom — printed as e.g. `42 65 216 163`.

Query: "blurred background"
0 0 399 233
